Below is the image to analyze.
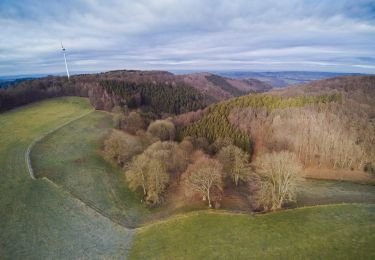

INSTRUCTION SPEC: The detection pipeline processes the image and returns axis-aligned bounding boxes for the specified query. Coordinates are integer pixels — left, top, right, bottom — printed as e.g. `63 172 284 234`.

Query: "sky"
0 0 375 76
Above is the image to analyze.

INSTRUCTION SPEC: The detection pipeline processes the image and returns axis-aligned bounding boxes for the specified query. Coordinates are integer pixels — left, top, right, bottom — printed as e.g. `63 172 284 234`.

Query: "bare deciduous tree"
184 157 224 208
125 154 169 205
254 151 302 211
103 130 143 166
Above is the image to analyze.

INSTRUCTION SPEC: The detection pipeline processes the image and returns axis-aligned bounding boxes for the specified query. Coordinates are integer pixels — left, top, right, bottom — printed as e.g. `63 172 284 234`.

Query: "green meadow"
31 110 150 228
130 204 375 259
0 97 133 259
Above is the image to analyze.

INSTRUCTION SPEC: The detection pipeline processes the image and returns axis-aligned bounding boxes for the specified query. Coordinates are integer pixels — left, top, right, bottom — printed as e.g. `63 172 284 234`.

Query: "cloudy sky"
1 0 375 76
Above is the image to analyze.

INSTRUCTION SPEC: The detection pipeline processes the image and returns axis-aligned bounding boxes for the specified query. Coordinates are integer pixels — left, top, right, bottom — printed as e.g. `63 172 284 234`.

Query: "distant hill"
96 70 272 102
0 78 33 89
178 72 272 102
0 70 273 112
0 69 272 113
218 71 363 88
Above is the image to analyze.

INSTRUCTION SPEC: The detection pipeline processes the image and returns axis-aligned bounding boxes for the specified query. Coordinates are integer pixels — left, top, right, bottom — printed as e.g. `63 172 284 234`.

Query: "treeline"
89 80 206 115
0 77 89 112
0 75 206 116
178 94 341 154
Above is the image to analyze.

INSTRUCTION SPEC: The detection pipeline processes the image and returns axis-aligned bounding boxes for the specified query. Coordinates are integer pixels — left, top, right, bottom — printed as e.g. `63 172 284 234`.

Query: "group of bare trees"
270 106 365 169
103 104 306 211
229 102 373 171
104 125 302 211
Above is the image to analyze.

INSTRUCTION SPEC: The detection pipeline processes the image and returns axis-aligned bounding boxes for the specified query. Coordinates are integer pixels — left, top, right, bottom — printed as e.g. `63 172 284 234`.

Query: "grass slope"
296 179 375 207
31 111 149 227
0 97 133 259
130 204 375 259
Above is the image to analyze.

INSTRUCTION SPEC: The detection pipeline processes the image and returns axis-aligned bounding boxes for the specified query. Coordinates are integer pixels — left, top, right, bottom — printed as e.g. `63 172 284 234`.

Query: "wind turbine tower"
61 42 70 80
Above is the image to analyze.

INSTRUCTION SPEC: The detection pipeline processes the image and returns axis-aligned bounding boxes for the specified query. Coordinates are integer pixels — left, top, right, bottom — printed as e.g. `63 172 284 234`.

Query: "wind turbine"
61 42 70 80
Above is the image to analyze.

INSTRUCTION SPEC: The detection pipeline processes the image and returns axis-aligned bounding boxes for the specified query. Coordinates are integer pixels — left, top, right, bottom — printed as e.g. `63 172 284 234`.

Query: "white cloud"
0 0 374 75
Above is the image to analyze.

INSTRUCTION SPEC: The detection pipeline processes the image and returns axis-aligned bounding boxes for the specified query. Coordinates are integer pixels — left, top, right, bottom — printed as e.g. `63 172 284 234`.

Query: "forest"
93 80 206 114
177 94 341 153
0 70 269 113
100 75 374 213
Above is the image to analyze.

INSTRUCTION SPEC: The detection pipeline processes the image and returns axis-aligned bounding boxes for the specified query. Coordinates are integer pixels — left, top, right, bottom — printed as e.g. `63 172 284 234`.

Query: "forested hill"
0 70 272 113
272 75 375 116
175 75 375 172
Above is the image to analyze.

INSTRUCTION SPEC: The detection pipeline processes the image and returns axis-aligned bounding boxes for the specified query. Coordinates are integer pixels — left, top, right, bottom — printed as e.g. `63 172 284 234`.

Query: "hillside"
273 75 375 121
0 70 272 113
177 75 375 174
96 70 272 100
177 72 272 102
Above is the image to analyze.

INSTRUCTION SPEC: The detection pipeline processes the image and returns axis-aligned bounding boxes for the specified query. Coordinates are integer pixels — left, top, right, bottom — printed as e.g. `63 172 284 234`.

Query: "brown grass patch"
304 167 375 184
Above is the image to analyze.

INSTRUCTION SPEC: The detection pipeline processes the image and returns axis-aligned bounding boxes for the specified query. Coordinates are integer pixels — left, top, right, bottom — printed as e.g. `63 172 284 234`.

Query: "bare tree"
125 154 169 205
270 106 366 169
143 141 188 175
126 154 148 196
144 159 169 204
254 151 302 211
122 111 145 134
217 144 250 186
103 130 143 166
185 157 224 208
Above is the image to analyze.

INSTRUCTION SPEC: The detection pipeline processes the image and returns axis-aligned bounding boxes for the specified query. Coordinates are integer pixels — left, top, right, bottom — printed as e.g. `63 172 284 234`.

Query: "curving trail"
0 97 133 259
25 110 93 180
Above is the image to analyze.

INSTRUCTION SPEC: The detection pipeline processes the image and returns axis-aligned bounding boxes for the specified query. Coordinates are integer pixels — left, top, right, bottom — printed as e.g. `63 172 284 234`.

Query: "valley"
1 75 374 259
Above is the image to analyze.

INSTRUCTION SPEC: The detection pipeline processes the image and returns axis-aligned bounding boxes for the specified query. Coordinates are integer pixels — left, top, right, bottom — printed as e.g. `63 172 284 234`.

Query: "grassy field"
130 204 375 259
0 97 133 259
296 179 375 206
31 111 150 227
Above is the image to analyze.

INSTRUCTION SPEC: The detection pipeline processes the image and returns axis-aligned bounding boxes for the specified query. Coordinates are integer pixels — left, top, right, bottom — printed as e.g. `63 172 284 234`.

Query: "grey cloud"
0 0 374 75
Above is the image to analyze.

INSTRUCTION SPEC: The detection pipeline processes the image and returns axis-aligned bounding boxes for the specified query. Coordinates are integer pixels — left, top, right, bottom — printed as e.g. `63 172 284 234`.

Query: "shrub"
364 162 375 174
